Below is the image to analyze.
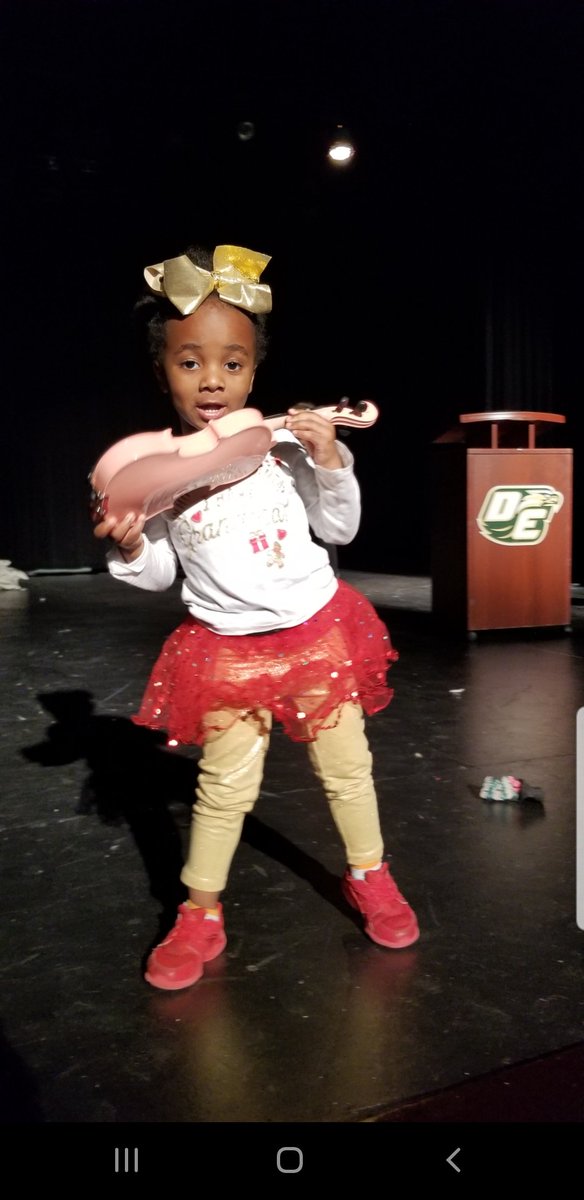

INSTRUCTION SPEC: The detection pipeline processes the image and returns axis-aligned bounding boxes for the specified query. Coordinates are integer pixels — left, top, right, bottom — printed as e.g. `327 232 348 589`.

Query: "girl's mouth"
195 404 228 422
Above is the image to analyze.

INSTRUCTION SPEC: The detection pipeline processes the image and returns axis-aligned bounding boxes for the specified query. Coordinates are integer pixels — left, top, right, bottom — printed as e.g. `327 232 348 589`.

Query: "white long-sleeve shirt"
107 429 361 634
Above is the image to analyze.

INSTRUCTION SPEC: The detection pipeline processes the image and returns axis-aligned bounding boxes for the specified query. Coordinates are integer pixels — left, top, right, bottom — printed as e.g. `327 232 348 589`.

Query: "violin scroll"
266 397 379 431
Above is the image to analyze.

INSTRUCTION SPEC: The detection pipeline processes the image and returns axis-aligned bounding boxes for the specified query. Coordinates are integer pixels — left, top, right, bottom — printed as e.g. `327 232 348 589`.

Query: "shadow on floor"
20 691 362 937
21 691 192 915
373 1041 584 1123
0 1022 45 1124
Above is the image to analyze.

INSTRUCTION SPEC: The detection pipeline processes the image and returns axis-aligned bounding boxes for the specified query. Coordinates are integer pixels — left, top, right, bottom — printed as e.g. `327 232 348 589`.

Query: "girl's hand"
285 408 344 470
92 511 146 561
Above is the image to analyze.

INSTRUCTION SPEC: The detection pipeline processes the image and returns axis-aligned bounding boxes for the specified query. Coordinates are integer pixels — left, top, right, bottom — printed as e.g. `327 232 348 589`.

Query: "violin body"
89 399 379 523
90 410 273 522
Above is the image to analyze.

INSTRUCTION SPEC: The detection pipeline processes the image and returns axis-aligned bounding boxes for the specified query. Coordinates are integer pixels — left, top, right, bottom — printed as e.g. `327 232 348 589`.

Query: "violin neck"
265 400 378 431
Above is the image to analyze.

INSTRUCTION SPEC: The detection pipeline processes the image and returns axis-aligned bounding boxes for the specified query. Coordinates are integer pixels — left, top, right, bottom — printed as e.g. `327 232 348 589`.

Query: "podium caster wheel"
467 631 478 642
565 625 573 634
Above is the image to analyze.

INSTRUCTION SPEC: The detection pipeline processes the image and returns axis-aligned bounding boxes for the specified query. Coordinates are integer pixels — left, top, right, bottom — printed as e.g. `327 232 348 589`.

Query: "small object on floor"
479 775 544 803
0 559 28 590
479 775 521 802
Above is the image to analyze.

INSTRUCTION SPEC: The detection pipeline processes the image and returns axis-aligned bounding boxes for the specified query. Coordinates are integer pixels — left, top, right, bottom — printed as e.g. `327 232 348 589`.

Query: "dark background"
2 0 583 577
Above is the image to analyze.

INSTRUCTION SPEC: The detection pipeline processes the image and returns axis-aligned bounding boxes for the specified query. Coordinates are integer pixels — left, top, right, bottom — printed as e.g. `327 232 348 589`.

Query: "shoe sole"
144 933 227 991
362 924 420 950
342 883 420 950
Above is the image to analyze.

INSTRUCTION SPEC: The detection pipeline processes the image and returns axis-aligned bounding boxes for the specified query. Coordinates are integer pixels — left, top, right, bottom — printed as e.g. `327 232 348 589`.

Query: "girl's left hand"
285 408 344 470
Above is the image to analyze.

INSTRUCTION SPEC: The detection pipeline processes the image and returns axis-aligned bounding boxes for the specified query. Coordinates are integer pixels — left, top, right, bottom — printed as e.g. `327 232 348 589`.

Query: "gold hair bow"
143 244 272 316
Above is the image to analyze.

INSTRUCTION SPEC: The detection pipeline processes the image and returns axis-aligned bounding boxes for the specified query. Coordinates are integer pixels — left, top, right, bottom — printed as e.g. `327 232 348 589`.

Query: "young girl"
93 243 419 991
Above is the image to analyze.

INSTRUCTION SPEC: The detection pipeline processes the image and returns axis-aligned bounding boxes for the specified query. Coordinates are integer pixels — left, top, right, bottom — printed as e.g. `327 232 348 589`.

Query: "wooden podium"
431 412 573 633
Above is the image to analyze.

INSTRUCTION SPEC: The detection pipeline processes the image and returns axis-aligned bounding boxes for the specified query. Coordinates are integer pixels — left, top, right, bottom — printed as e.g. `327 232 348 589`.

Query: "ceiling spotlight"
327 126 356 165
237 120 256 142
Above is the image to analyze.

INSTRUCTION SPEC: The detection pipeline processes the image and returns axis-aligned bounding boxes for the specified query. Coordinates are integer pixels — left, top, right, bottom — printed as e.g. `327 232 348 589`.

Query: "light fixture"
237 120 256 142
327 125 356 166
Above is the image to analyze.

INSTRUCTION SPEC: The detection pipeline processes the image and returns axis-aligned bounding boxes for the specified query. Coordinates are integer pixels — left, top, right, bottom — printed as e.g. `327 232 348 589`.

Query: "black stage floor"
1 570 583 1180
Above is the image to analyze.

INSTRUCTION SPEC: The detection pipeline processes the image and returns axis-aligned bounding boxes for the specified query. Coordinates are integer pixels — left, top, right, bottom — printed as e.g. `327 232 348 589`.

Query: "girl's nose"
199 367 224 392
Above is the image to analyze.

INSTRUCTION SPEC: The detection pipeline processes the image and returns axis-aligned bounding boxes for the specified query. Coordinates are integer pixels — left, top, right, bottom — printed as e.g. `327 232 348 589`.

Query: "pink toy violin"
89 398 379 523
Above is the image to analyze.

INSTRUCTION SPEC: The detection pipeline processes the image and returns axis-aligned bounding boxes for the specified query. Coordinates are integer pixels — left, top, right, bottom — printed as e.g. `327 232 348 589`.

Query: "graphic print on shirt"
173 455 291 564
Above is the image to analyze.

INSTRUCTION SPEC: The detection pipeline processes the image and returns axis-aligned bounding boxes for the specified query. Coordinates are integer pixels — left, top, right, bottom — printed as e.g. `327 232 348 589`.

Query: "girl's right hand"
92 511 146 561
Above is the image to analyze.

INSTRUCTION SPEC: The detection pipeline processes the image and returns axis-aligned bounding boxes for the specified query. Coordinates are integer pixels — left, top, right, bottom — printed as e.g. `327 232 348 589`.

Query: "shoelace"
162 909 202 944
366 869 407 909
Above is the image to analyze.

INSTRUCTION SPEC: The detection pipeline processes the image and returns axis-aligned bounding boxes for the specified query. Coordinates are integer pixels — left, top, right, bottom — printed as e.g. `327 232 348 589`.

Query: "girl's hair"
134 244 270 364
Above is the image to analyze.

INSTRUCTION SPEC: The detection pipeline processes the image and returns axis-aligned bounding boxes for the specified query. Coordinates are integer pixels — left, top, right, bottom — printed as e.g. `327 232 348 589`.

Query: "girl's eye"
225 360 241 371
181 359 199 370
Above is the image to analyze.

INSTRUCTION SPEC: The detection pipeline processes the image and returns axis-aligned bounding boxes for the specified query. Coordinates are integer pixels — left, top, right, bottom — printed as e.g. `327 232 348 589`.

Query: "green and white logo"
476 485 564 546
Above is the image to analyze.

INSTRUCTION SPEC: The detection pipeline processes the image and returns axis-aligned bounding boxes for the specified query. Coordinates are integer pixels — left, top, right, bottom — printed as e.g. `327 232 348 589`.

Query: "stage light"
237 120 255 142
327 126 356 165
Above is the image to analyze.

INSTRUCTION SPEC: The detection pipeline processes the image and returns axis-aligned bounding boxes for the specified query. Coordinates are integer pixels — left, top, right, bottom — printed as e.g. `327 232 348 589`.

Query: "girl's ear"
248 368 256 395
153 361 168 393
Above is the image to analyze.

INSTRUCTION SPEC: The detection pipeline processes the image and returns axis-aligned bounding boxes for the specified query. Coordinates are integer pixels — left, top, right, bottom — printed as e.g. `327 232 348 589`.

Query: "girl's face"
155 296 257 433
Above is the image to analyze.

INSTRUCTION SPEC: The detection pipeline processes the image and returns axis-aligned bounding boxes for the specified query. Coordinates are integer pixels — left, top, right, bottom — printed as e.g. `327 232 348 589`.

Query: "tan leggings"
180 702 384 893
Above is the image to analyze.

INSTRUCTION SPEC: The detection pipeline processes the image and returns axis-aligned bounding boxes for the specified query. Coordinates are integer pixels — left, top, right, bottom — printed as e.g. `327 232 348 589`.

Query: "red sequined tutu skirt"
133 580 398 745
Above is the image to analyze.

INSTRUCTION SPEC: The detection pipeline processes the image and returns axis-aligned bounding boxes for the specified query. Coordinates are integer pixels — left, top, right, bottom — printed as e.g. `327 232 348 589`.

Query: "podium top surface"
435 411 567 448
459 411 565 425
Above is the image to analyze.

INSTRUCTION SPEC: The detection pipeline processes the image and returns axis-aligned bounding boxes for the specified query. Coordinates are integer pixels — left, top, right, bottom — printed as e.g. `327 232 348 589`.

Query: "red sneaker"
342 863 420 949
145 903 227 990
